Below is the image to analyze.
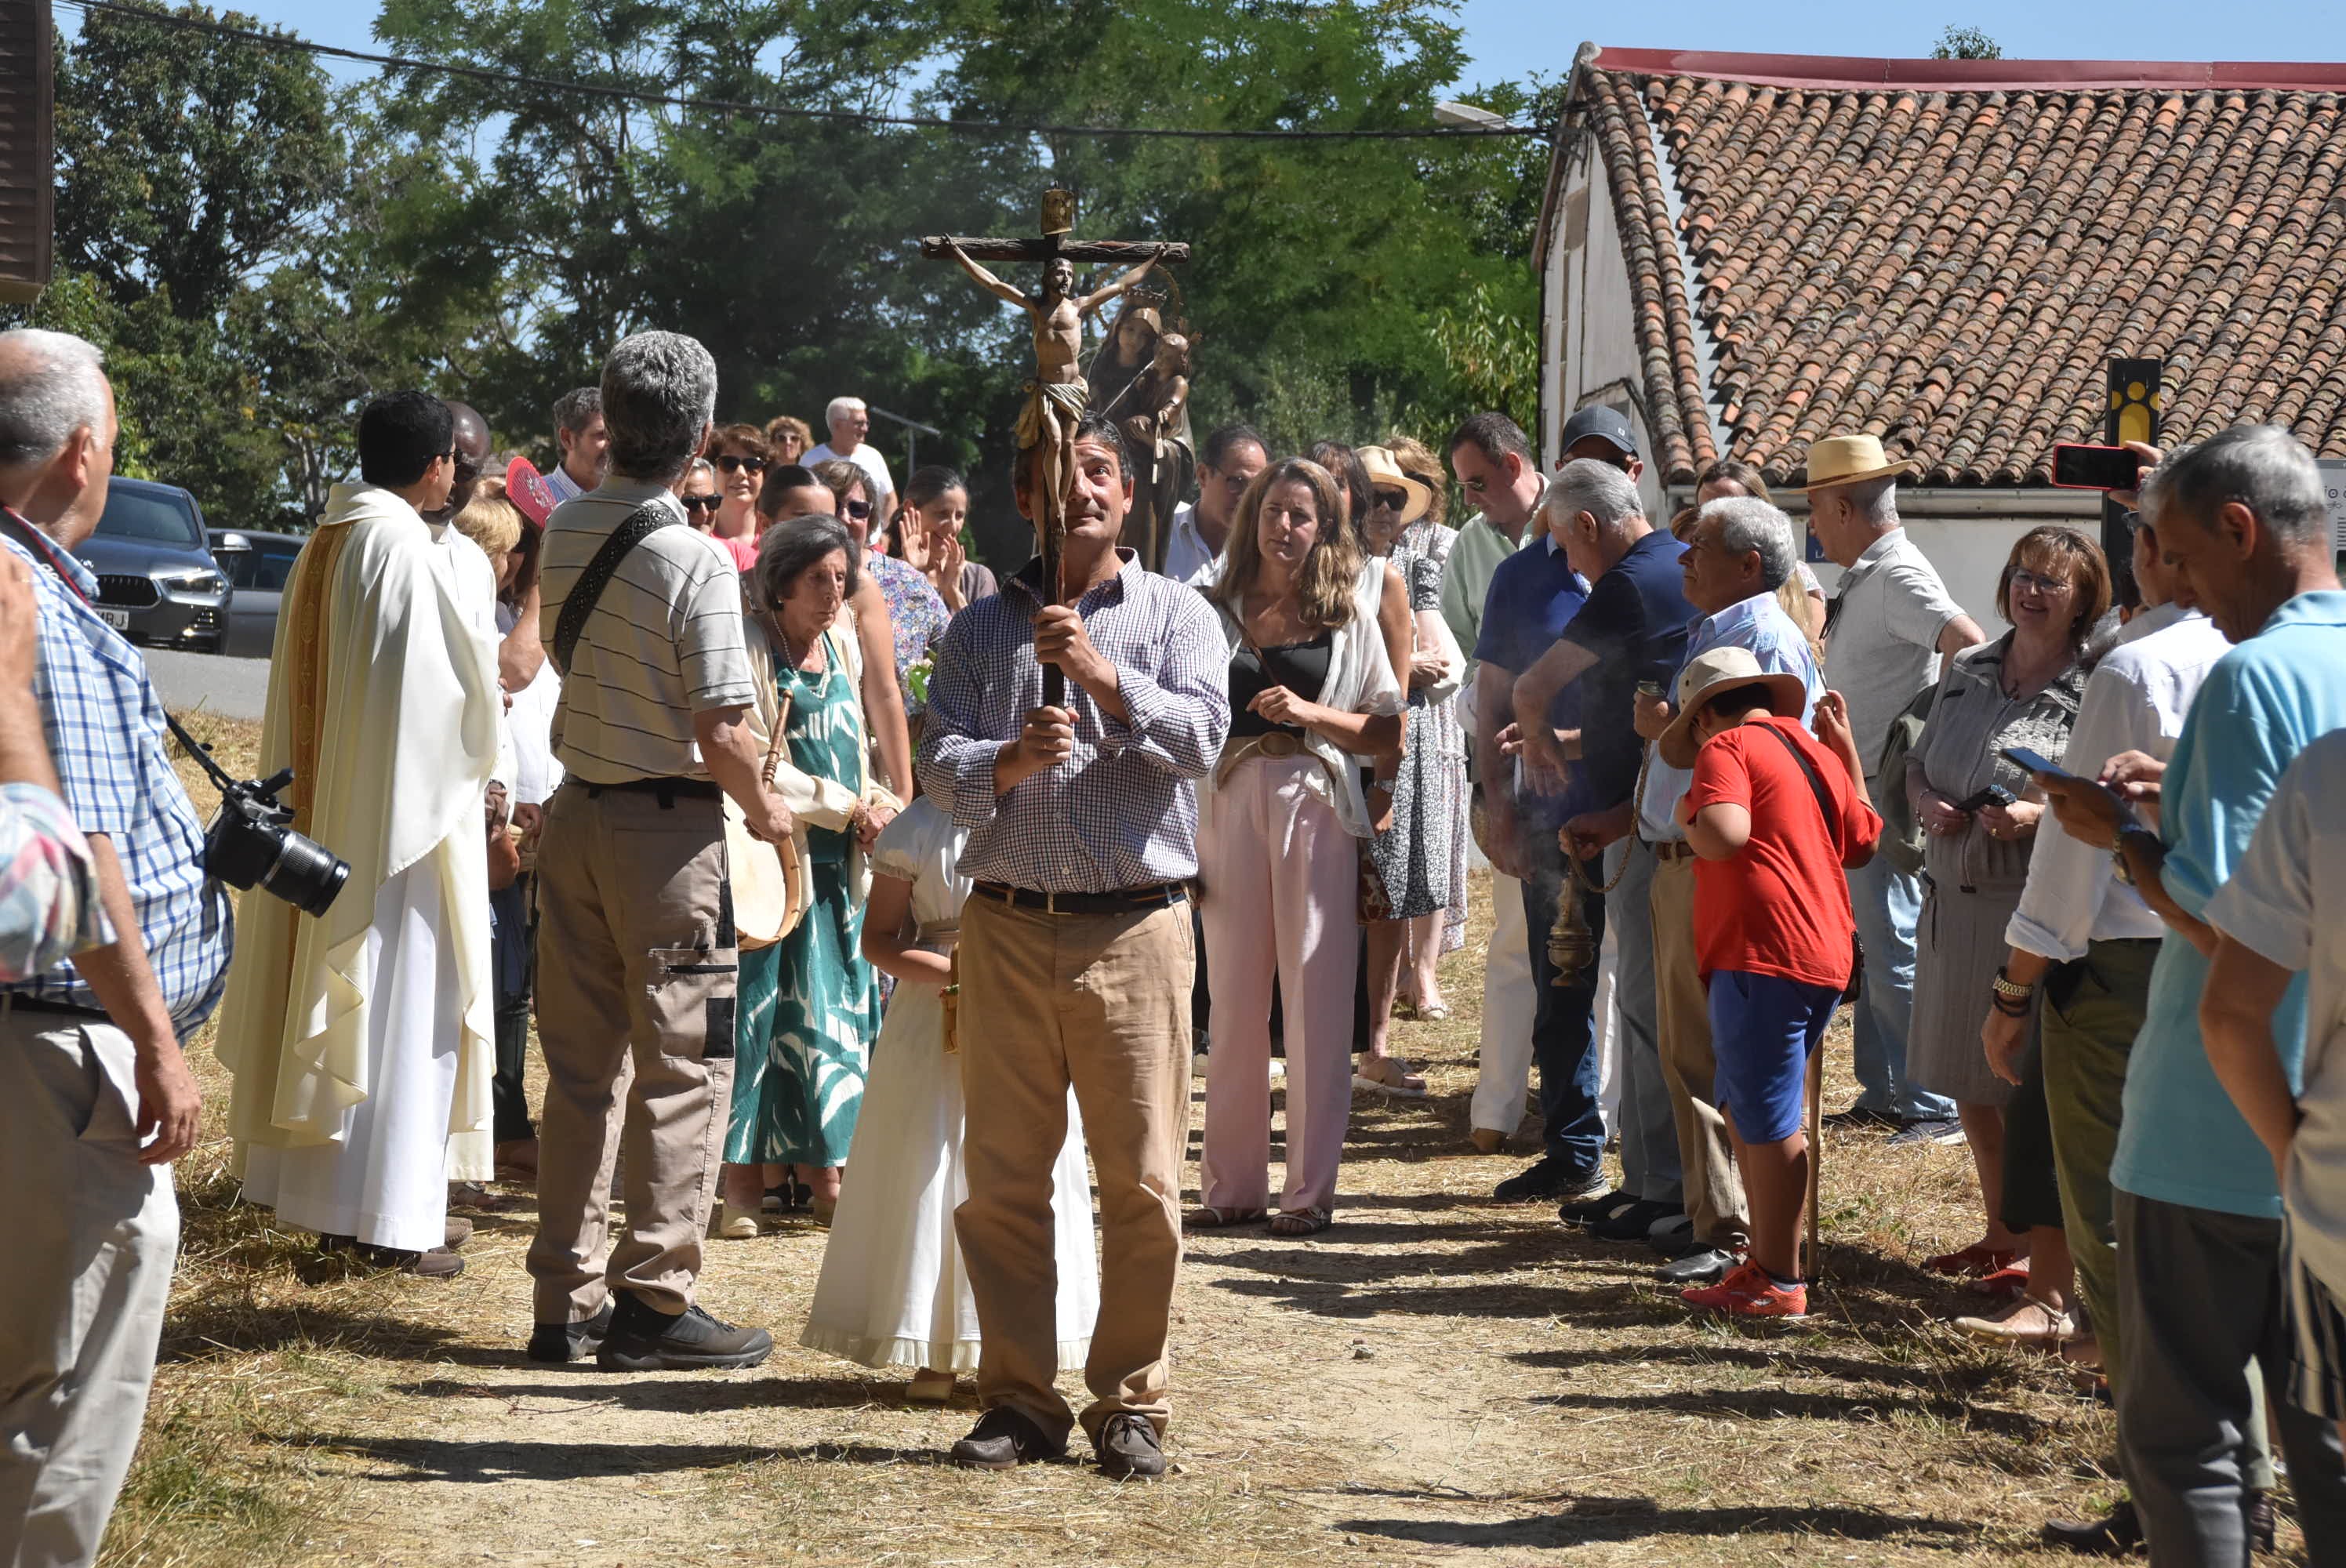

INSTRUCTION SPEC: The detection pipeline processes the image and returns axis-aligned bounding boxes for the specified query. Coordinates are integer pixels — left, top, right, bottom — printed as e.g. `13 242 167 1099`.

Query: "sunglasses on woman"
714 454 767 474
1372 488 1410 513
681 494 722 515
843 499 873 520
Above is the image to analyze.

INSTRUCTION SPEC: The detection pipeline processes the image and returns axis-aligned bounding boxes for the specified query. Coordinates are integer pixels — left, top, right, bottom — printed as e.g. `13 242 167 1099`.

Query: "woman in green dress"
719 513 897 1229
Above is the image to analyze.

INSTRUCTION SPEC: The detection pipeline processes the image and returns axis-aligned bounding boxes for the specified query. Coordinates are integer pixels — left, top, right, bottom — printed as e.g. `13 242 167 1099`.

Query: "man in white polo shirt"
1799 434 1984 1145
804 396 896 522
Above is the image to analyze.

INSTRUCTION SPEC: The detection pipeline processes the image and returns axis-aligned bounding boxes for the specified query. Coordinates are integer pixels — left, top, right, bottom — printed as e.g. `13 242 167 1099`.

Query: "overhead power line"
58 0 1545 143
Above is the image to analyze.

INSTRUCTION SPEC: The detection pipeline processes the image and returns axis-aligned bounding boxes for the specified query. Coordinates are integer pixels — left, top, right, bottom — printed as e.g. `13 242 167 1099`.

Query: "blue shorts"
1709 971 1842 1145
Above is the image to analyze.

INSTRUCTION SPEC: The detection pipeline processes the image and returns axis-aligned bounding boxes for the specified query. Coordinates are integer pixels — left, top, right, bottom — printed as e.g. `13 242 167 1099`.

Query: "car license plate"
96 606 129 630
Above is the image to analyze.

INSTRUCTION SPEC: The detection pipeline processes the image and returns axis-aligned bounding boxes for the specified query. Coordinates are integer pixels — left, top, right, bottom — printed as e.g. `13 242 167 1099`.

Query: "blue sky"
80 1 2346 97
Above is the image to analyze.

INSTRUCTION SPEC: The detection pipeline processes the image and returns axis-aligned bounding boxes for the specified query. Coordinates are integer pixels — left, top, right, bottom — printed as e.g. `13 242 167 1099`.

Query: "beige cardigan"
742 610 899 904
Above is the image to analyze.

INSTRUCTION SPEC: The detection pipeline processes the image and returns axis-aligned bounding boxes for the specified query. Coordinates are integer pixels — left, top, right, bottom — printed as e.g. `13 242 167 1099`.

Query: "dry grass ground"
104 713 2307 1565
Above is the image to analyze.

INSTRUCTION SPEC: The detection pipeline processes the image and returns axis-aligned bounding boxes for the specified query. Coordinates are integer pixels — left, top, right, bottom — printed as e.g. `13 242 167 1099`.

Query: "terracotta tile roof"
1564 47 2346 488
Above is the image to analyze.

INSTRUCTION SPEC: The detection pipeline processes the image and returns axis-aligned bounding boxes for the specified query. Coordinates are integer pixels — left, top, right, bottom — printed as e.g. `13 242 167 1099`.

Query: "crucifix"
921 188 1189 705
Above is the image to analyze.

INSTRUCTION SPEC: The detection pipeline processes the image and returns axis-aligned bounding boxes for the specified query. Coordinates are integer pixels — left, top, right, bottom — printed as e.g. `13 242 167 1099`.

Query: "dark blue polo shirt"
1474 535 1591 829
1559 528 1696 811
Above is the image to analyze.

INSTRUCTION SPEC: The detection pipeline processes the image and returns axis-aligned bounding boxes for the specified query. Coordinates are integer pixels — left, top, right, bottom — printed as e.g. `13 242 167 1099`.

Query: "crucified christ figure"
941 240 1163 590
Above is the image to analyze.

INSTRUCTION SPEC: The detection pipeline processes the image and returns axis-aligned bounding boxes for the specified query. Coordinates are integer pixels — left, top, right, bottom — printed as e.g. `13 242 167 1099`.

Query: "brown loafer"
444 1216 474 1250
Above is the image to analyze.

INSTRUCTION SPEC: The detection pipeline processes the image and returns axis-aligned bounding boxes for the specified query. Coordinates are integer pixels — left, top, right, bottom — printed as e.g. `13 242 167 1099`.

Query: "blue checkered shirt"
1 517 232 1033
917 549 1229 892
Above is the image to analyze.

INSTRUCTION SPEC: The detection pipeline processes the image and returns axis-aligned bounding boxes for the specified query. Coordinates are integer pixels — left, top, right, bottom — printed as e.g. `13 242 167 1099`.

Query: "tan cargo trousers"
1649 853 1749 1244
954 894 1193 1447
528 782 735 1322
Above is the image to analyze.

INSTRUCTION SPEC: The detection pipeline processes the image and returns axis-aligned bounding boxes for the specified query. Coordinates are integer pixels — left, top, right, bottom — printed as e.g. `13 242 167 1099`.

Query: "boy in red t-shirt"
1661 648 1883 1318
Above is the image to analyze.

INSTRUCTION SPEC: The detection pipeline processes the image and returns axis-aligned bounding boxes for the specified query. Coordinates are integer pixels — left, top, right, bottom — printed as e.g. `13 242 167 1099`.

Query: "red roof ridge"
1588 45 2346 95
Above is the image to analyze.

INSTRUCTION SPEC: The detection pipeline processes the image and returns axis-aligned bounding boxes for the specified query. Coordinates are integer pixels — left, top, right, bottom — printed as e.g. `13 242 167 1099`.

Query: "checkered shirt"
917 549 1229 893
0 517 232 1033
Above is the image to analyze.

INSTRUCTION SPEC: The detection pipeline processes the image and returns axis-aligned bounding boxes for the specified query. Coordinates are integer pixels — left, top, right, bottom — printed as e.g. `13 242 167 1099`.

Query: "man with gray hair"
2035 424 2346 1562
545 386 608 504
1623 494 1823 1283
1513 459 1697 1243
528 331 797 1374
0 328 228 1566
804 394 895 521
1799 434 1985 1145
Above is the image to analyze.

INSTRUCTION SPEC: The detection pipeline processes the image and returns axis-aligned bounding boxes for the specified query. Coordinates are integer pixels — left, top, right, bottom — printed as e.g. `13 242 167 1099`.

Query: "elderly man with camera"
0 328 231 1568
216 389 507 1279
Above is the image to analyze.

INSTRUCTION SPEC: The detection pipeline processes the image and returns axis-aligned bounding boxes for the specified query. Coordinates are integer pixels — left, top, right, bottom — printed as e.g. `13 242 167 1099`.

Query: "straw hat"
1657 646 1813 768
1356 445 1433 525
1792 434 1918 493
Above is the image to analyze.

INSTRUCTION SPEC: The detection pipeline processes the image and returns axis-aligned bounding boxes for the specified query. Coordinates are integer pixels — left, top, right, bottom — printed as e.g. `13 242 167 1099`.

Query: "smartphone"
2000 746 2075 782
1954 784 2016 813
2050 443 2149 490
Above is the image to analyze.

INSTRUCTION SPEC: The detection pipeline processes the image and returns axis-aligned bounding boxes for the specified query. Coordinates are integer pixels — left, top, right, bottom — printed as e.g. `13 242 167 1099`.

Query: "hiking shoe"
1682 1261 1808 1319
1095 1412 1166 1481
950 1406 1065 1470
1658 1243 1745 1286
1594 1199 1684 1242
1493 1156 1592 1205
2040 1498 2140 1557
527 1301 615 1364
1887 1116 1966 1147
1822 1104 1900 1131
595 1295 773 1372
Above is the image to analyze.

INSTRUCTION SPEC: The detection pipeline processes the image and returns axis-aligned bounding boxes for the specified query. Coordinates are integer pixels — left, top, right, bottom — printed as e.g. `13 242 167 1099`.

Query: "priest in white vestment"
215 392 503 1270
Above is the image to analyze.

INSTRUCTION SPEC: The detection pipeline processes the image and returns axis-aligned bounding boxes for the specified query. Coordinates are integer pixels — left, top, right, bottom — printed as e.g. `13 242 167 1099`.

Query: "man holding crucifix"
916 405 1228 1480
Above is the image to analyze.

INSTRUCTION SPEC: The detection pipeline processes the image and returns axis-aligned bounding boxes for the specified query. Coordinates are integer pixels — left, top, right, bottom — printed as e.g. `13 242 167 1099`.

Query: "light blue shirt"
1638 590 1823 842
2112 590 2346 1218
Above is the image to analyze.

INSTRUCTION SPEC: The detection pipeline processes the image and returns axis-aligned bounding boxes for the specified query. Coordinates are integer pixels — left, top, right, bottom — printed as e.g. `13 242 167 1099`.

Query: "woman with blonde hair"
1192 458 1404 1237
764 415 813 467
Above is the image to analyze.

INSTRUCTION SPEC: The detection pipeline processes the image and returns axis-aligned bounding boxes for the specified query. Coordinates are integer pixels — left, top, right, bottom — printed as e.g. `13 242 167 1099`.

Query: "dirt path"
118 872 2157 1568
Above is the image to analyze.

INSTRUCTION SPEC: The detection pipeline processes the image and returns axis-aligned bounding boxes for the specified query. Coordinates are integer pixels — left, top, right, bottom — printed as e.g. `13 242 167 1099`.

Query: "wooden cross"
921 190 1189 705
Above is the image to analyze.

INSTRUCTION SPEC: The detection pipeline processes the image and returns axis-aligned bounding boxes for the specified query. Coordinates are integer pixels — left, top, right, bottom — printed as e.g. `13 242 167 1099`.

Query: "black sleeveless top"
1229 633 1334 739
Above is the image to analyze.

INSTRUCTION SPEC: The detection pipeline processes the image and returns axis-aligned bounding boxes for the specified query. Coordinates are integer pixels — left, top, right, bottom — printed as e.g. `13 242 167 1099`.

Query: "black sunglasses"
714 454 767 474
1372 488 1410 512
681 494 722 514
843 499 873 520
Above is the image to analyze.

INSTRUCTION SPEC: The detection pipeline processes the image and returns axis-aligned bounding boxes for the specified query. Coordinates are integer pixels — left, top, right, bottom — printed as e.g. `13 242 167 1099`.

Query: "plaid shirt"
917 549 1229 892
0 780 112 982
1 516 232 1033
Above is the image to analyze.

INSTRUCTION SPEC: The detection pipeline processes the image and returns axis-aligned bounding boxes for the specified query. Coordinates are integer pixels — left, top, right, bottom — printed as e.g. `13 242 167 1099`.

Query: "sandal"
1353 1057 1428 1097
1269 1207 1332 1237
1970 1260 2033 1299
1185 1206 1266 1230
1417 1001 1451 1022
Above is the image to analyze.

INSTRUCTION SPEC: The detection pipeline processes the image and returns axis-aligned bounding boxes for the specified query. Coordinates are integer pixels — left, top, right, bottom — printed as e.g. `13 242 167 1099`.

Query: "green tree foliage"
34 0 1549 550
1931 26 2003 60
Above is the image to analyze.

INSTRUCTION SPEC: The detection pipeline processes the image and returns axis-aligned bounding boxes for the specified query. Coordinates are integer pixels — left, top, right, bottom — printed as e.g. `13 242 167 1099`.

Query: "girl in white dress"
800 793 1099 1399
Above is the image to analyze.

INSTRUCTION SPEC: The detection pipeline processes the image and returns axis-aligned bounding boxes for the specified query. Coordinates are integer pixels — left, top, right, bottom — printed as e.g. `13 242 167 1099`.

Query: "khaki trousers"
955 894 1193 1447
0 1011 178 1568
1648 853 1748 1243
528 782 735 1321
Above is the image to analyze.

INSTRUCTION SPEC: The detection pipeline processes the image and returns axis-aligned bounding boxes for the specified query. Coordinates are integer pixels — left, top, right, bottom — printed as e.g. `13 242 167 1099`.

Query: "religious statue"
940 238 1164 547
921 190 1189 700
1094 317 1199 572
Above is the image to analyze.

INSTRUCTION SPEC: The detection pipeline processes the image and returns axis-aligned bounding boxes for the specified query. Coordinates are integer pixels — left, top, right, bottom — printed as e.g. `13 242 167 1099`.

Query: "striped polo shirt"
538 479 757 784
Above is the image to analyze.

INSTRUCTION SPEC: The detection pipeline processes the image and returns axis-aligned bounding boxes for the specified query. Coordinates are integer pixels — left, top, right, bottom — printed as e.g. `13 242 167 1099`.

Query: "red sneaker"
1681 1261 1809 1319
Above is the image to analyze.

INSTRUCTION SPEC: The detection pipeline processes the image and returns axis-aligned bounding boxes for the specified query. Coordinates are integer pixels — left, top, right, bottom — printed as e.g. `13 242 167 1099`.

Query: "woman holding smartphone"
1904 527 2108 1298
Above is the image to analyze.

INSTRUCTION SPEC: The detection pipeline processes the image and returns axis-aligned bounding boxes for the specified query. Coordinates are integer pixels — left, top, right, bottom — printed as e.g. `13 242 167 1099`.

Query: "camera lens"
261 829 351 919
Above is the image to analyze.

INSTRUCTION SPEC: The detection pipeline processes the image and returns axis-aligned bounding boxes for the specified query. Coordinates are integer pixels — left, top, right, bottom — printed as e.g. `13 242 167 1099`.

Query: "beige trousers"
1649 853 1748 1243
0 1011 178 1568
955 894 1193 1447
528 782 735 1321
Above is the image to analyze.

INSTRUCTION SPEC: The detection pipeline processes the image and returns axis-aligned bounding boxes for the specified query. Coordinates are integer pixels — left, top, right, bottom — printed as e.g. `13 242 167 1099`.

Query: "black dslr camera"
205 766 350 918
165 714 350 918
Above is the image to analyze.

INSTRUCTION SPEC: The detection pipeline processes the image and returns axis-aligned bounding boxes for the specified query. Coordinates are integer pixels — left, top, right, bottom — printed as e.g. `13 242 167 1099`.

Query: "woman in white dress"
800 793 1099 1400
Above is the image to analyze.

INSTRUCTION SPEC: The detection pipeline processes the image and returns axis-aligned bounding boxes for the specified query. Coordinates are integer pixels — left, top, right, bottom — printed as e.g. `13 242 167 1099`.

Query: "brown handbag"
728 670 808 951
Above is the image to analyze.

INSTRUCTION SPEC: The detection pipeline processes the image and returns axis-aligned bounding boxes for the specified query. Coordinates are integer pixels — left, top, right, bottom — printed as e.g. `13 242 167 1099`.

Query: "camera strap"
552 500 679 676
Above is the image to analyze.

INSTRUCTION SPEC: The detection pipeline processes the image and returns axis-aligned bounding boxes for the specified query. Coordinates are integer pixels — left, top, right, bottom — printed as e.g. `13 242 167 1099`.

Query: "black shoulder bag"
551 501 678 675
1756 721 1865 1004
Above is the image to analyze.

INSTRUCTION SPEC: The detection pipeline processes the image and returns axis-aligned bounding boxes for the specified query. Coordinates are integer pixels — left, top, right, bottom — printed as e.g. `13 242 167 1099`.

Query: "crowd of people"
2 318 2344 1565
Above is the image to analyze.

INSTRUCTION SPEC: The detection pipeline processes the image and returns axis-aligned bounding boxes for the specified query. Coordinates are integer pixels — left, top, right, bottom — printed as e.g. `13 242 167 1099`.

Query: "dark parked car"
209 528 306 659
75 478 231 653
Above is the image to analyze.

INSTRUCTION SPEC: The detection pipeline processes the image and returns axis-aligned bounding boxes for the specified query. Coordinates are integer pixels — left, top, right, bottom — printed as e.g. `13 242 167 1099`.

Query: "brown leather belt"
1646 838 1699 863
973 882 1188 916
